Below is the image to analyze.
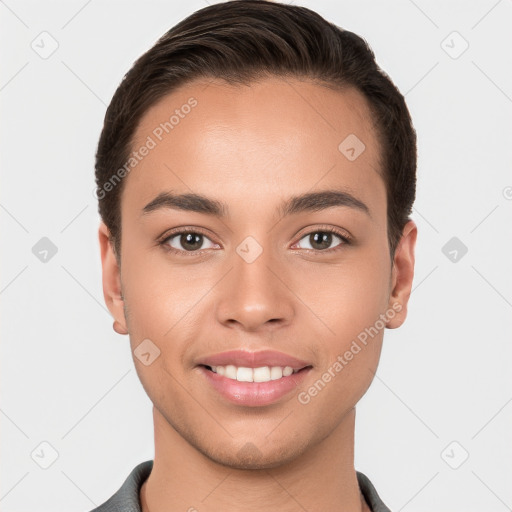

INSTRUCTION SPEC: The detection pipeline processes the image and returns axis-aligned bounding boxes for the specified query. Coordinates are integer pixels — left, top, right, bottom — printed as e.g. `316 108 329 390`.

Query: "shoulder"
86 460 153 512
356 471 392 512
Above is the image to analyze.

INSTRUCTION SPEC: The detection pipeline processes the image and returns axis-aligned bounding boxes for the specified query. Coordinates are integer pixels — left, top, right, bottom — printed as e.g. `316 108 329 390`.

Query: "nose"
215 243 295 332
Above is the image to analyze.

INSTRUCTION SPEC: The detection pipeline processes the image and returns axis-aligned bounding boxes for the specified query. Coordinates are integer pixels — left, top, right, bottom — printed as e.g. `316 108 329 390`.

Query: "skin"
99 77 416 512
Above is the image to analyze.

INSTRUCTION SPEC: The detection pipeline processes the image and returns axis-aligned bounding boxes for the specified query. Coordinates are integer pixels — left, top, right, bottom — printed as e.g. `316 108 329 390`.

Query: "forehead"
124 77 385 223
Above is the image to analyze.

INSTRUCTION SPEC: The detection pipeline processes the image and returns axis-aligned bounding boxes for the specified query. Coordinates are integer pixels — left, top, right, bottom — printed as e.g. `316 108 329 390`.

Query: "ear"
386 220 417 329
98 222 128 335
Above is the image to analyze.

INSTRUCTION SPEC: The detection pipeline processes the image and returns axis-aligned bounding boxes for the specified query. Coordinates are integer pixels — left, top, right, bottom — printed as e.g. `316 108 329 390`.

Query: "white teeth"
224 364 237 380
253 366 271 382
270 366 283 380
236 367 253 382
283 366 293 377
209 364 298 382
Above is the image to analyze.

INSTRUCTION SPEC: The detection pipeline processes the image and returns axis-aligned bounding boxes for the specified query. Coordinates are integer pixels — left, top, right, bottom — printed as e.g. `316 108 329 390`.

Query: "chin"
199 438 306 471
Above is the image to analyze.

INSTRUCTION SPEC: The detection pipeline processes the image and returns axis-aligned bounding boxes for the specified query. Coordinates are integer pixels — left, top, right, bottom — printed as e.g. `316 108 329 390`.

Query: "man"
92 1 417 510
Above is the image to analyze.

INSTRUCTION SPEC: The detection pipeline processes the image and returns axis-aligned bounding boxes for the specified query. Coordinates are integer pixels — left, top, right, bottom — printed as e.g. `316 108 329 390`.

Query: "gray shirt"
89 460 392 512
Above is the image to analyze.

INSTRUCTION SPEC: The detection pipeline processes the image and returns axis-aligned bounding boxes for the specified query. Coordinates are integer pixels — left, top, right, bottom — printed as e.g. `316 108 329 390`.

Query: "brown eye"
163 231 217 252
296 229 350 252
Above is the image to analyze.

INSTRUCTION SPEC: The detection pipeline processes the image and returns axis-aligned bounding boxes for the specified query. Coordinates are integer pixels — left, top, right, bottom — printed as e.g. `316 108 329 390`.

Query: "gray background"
1 0 511 511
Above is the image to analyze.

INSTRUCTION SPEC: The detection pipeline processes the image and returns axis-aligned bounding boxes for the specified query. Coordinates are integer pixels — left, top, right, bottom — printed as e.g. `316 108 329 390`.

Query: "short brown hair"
95 0 416 261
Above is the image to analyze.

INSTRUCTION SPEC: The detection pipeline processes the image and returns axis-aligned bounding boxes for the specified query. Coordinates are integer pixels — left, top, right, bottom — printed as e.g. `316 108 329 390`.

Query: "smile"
199 365 312 407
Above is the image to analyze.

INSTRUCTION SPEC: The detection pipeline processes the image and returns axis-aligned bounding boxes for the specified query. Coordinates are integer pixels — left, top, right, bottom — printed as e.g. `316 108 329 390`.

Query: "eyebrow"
141 189 371 218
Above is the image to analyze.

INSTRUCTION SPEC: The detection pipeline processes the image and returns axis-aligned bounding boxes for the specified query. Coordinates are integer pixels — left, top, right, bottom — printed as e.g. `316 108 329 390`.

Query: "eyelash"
157 225 352 257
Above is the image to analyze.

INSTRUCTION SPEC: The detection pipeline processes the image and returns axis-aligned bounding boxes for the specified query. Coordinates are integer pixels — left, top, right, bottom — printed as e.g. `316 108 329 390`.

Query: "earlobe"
386 220 417 329
98 222 128 335
113 319 128 335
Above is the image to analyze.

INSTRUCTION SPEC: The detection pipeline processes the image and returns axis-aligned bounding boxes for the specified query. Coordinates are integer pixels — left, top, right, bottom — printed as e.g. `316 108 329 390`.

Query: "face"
100 77 416 469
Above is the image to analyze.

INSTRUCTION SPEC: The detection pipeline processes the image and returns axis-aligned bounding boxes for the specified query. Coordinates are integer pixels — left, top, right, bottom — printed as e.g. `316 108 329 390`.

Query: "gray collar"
89 460 391 512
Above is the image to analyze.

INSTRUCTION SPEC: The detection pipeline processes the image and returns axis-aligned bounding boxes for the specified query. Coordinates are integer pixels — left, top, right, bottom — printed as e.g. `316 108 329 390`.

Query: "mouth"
196 349 313 406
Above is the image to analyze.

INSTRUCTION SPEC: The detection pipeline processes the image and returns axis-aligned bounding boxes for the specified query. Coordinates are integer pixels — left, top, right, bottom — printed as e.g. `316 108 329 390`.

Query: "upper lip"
198 349 312 370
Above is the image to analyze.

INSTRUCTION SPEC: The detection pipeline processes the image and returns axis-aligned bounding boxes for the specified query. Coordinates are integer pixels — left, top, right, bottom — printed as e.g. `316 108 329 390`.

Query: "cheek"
295 257 389 416
298 246 391 341
297 245 390 404
121 242 207 334
295 336 382 433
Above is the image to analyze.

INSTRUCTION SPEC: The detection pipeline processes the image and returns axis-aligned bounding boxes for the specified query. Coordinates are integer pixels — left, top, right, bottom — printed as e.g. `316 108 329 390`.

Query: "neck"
141 406 368 512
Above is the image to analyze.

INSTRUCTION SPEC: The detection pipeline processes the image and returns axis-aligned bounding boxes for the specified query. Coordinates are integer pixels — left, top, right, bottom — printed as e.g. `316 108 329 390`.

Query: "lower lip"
199 366 312 407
